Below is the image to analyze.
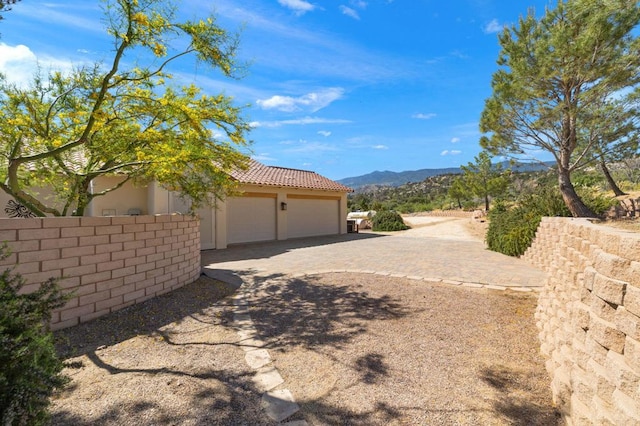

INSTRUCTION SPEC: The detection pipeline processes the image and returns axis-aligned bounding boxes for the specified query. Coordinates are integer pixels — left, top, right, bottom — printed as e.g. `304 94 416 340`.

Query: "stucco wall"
198 184 350 249
523 217 640 425
0 215 200 330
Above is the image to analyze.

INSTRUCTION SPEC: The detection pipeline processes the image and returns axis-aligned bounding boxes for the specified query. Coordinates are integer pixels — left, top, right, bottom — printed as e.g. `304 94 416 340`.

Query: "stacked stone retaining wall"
0 215 200 330
523 217 640 424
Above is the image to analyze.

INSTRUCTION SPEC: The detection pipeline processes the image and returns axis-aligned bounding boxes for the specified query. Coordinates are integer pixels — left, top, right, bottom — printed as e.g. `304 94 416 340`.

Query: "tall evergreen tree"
480 0 640 217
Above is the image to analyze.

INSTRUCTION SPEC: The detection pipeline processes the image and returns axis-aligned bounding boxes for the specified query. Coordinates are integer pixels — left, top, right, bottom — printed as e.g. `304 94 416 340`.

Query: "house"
197 160 353 249
0 159 353 249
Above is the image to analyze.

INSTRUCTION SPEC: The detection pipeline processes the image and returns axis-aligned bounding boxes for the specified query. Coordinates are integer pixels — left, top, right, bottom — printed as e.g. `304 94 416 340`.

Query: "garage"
287 195 340 239
227 194 277 244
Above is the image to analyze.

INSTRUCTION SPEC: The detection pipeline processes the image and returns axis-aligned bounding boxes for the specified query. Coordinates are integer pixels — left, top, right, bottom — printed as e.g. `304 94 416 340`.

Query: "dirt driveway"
50 217 558 425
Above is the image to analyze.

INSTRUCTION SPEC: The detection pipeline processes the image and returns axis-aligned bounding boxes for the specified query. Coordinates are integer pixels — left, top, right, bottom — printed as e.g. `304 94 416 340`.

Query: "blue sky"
0 0 553 180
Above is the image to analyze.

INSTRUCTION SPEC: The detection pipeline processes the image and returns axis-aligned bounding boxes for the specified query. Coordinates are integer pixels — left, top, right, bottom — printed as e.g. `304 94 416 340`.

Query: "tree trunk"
600 159 626 196
484 194 490 211
558 167 599 218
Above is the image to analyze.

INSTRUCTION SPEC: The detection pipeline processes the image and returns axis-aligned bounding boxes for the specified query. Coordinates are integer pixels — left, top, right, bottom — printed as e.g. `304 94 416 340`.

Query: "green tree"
460 151 510 211
0 0 251 217
447 176 468 209
480 0 640 217
582 97 639 196
0 247 69 425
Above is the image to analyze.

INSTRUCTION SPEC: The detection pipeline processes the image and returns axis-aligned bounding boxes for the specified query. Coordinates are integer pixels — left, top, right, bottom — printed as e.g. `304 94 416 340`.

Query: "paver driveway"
201 216 546 290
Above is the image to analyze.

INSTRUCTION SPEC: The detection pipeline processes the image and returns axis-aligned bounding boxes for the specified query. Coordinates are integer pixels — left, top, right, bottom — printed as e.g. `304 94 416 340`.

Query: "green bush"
486 201 542 257
487 184 617 257
0 250 69 426
578 189 618 216
372 210 409 231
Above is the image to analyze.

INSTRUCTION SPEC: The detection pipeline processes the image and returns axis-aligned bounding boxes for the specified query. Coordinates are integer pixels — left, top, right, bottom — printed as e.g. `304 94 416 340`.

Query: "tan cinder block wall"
523 217 640 425
0 215 201 330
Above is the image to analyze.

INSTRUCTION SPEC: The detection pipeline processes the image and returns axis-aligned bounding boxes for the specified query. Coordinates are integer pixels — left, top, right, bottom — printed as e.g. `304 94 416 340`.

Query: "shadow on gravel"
51 276 278 425
50 365 272 426
480 366 561 426
245 274 411 350
54 276 238 358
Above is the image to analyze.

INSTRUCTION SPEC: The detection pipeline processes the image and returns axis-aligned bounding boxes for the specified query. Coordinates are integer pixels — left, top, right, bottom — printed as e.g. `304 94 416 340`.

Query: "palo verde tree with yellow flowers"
0 0 251 216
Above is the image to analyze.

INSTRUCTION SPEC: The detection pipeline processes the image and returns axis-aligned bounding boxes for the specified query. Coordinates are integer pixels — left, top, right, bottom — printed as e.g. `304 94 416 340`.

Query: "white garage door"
288 197 340 239
227 196 277 244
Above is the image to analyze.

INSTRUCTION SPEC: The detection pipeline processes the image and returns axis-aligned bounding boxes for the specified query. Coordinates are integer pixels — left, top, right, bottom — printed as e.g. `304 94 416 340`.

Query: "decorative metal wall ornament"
5 200 36 218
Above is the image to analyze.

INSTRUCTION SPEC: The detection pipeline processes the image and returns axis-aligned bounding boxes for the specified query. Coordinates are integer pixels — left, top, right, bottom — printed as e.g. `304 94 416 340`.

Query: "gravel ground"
49 216 558 425
246 273 559 425
50 276 270 426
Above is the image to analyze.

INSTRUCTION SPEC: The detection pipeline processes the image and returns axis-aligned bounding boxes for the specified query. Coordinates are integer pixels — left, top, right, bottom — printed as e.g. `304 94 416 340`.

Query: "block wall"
523 217 640 425
0 215 201 330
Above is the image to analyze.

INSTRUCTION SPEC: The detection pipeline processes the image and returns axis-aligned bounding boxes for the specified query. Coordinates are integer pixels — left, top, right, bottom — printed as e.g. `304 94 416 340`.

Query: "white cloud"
0 43 77 86
252 153 277 162
450 50 469 60
484 19 504 34
441 150 462 156
278 0 316 15
250 116 351 128
10 2 103 34
451 137 461 143
372 144 388 150
318 130 332 137
0 44 37 85
283 140 339 153
257 87 344 112
412 113 437 120
201 1 418 83
340 5 360 20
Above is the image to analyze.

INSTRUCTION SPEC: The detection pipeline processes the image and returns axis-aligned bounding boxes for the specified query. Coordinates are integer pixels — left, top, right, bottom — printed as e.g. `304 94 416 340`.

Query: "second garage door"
227 195 277 244
288 196 340 239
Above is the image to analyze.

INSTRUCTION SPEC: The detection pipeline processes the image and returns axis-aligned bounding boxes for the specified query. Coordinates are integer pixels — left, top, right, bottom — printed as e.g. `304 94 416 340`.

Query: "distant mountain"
337 167 462 189
337 161 554 189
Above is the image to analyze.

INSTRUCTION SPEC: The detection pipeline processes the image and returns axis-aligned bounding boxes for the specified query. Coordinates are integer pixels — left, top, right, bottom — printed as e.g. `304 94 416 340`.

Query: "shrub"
0 249 69 426
372 210 409 231
487 183 618 257
578 189 618 216
486 201 542 257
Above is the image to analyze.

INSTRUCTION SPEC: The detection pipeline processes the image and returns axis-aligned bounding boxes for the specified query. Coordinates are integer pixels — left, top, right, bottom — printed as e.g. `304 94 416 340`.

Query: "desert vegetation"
0 247 69 425
349 157 640 255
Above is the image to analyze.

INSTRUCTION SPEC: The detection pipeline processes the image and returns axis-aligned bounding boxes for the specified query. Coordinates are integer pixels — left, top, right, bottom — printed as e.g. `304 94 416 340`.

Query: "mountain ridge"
337 167 461 189
337 161 554 189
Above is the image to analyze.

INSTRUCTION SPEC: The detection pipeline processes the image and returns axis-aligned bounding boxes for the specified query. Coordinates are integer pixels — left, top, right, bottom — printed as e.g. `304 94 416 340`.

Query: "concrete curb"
287 269 542 293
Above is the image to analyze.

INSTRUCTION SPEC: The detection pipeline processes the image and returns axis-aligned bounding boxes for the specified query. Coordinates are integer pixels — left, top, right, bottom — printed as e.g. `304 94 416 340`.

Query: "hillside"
338 167 461 189
339 161 554 190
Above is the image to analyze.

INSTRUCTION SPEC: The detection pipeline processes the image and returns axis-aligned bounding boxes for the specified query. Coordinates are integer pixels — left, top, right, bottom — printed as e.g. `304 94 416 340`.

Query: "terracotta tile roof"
231 159 352 192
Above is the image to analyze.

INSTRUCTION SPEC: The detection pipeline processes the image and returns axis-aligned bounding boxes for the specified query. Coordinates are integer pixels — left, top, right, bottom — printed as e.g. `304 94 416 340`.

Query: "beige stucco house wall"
0 160 352 250
196 160 352 249
197 183 349 250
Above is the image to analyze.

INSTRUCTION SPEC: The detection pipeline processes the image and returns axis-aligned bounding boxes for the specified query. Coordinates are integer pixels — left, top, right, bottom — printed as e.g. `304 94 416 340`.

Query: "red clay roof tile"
231 159 352 192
